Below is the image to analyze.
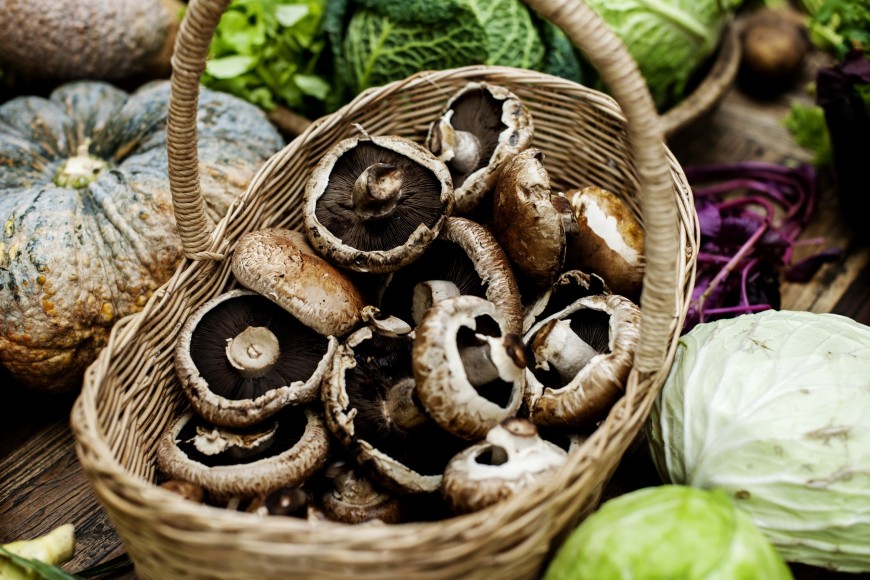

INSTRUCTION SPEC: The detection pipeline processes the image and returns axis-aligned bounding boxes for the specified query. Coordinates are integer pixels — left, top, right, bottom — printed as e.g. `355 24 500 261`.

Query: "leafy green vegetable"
0 546 83 580
462 0 544 70
648 310 870 573
807 0 870 59
544 486 793 580
340 5 489 95
327 0 584 100
581 0 742 110
202 0 332 116
782 101 832 165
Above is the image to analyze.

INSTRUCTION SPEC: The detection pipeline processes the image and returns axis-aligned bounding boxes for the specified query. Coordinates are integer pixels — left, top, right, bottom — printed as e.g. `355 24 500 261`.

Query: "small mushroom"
413 295 526 440
246 486 310 518
425 82 534 214
323 325 465 494
523 294 641 429
232 228 366 337
304 132 453 273
565 186 645 299
175 290 337 428
318 460 403 524
157 406 330 502
377 216 523 335
440 418 567 514
493 149 579 288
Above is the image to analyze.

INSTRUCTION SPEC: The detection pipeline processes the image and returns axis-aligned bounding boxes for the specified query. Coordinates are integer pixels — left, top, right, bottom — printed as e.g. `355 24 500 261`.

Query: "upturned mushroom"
318 460 403 524
565 186 645 299
523 294 641 429
231 228 366 337
304 131 453 273
323 324 465 494
157 406 330 502
492 149 579 288
413 295 526 440
377 216 523 335
175 289 337 428
440 418 567 514
522 269 609 334
425 82 534 214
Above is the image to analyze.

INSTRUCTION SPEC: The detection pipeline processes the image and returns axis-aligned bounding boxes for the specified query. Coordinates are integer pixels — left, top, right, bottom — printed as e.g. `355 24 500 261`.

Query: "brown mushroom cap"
175 289 337 428
523 294 641 429
232 228 365 337
425 82 534 214
440 418 567 514
565 186 645 299
377 216 522 335
413 295 526 440
157 406 330 502
304 133 453 273
492 149 578 288
318 460 403 524
323 325 465 494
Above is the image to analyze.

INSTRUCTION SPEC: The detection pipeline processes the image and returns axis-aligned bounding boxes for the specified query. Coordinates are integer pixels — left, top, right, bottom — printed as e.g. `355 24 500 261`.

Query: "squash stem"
54 141 107 189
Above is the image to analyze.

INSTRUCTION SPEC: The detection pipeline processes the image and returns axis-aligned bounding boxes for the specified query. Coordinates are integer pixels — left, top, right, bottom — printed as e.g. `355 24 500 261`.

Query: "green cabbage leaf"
544 486 792 580
582 0 741 109
648 310 870 572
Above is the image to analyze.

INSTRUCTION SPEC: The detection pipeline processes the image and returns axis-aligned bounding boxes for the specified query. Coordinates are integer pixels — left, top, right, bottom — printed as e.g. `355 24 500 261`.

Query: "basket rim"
660 21 742 138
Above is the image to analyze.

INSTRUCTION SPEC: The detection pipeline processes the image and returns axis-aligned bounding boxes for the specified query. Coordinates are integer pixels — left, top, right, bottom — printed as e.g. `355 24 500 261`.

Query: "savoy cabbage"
325 0 581 100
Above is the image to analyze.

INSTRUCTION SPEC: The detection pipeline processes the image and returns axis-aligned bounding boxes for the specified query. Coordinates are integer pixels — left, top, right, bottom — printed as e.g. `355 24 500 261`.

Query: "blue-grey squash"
0 80 284 392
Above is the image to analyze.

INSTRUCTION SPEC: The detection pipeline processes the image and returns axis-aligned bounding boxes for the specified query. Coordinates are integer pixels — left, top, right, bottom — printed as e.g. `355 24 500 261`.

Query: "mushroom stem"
411 280 462 326
530 319 598 383
431 115 482 176
353 163 404 220
384 377 428 430
460 333 526 387
225 325 281 378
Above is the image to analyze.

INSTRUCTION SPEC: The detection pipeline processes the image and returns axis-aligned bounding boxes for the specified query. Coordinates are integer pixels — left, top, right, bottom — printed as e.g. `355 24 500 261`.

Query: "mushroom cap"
319 460 403 524
412 295 525 440
523 294 642 429
425 82 534 214
565 186 645 299
175 289 337 428
322 325 464 494
440 418 567 514
232 228 365 337
492 149 577 288
377 216 522 335
156 407 331 502
304 133 454 273
522 269 610 335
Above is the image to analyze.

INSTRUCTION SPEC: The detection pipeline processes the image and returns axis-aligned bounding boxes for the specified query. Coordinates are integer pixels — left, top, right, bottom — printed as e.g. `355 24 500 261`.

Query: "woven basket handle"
167 0 679 372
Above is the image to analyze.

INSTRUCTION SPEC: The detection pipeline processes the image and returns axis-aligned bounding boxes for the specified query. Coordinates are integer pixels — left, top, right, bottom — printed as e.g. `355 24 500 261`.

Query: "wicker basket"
71 0 698 578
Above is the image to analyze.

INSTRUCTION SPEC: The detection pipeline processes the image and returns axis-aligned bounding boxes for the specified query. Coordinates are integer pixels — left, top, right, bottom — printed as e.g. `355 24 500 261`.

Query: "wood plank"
0 374 128 576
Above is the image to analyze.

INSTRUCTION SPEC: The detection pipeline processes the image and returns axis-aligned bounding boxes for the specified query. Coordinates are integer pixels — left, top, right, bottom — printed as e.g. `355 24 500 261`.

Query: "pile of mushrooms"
156 82 644 524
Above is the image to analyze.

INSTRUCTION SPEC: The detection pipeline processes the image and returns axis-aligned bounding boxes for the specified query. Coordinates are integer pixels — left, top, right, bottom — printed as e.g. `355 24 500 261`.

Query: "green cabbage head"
544 485 792 580
648 310 870 572
582 0 741 109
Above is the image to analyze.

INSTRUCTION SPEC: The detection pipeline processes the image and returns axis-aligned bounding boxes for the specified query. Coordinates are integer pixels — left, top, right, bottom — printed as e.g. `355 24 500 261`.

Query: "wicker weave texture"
71 0 699 578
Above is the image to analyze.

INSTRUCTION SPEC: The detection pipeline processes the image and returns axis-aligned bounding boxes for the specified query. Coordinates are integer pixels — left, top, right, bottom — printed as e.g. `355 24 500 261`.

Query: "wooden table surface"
2 56 869 579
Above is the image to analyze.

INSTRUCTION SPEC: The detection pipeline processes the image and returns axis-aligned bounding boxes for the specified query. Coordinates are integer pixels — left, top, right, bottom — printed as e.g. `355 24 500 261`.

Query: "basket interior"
75 67 694 578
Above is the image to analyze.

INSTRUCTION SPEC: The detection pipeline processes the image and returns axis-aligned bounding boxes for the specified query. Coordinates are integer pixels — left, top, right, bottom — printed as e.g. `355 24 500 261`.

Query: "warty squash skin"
0 81 284 392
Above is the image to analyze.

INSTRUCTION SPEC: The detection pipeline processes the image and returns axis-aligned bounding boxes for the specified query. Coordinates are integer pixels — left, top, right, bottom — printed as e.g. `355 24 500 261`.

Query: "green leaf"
275 4 310 27
206 55 258 79
0 546 83 580
294 73 331 99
